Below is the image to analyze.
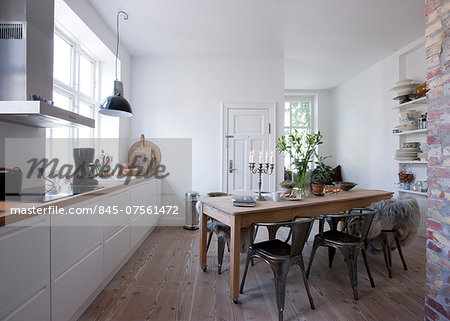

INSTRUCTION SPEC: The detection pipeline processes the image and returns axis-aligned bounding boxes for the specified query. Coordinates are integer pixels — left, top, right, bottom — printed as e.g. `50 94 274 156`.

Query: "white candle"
259 151 262 163
248 151 252 163
265 151 268 164
270 151 274 164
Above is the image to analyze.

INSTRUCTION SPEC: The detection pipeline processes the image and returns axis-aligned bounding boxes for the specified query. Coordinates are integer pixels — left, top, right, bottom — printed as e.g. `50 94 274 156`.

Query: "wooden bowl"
340 182 357 191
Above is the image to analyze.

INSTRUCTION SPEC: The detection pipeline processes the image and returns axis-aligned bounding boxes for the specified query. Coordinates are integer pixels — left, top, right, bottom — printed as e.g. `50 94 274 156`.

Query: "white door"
223 103 275 194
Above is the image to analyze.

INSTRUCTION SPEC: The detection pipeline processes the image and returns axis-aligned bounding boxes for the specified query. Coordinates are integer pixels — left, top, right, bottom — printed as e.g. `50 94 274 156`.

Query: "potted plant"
310 156 334 196
276 130 323 196
280 180 296 194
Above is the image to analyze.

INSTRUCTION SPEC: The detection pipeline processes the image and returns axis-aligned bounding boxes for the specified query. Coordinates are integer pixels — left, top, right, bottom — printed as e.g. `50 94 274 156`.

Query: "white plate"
397 151 421 154
281 196 302 201
398 148 421 152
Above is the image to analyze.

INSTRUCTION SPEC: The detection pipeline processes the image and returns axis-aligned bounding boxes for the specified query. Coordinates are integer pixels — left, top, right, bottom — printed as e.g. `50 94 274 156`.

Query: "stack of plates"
395 144 422 160
390 79 417 96
396 121 418 132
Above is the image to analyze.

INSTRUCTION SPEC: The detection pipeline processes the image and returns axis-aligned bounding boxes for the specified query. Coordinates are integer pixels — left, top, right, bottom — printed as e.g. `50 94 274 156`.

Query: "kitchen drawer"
130 179 160 248
1 282 50 321
104 225 130 277
130 215 156 249
130 179 158 206
102 188 131 240
52 200 103 275
0 215 50 314
52 244 103 321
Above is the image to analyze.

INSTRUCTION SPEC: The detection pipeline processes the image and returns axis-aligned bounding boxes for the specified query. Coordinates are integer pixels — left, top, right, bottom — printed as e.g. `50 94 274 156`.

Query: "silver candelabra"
249 162 275 201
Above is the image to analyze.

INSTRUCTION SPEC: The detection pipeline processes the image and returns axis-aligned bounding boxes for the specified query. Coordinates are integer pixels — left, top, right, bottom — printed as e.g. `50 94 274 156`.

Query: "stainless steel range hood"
0 101 95 128
0 0 95 128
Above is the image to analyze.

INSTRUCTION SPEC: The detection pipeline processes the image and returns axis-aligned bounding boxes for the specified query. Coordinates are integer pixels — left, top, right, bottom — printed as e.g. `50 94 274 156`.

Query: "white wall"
330 37 425 190
130 56 284 195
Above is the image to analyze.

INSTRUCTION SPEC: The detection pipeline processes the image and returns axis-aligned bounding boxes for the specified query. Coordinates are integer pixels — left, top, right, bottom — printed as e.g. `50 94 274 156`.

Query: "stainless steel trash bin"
184 191 200 230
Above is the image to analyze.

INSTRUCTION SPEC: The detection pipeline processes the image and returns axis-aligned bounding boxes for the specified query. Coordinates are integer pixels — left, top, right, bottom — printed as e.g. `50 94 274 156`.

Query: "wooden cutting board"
128 135 161 175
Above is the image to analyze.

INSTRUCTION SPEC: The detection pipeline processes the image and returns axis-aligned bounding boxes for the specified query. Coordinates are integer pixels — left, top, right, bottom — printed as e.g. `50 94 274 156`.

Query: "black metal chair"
202 192 230 274
239 218 315 321
306 208 376 300
379 229 408 278
202 192 256 274
367 197 417 278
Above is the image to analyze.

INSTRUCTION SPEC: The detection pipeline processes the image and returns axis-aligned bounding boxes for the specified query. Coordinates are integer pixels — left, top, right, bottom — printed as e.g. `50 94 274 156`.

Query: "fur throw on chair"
365 197 420 254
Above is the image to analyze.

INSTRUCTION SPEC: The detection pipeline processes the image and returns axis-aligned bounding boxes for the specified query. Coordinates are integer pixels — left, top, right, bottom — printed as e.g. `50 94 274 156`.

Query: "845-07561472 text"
97 205 178 215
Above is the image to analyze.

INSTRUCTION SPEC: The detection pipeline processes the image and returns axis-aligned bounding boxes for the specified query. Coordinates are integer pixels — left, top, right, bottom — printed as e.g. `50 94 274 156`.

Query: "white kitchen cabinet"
102 188 131 240
51 198 103 276
0 179 161 321
0 214 50 321
104 225 131 277
51 245 103 321
130 179 161 248
2 282 51 321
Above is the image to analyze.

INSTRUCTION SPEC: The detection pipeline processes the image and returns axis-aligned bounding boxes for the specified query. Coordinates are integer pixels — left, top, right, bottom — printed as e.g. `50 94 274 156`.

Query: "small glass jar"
421 181 428 193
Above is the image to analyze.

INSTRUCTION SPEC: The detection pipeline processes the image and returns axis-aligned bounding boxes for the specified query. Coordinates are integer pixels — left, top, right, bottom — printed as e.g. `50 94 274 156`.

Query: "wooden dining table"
199 188 392 302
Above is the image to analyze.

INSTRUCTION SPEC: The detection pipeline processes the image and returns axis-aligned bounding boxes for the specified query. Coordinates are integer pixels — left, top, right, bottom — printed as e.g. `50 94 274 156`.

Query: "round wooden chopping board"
128 135 161 174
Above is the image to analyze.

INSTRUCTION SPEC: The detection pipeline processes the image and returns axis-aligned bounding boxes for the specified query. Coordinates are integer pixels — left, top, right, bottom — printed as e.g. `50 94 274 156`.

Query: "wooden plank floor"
78 226 426 321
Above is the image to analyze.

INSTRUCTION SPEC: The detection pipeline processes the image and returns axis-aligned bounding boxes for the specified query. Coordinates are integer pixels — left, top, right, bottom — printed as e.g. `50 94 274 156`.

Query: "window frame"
283 95 314 172
49 27 100 145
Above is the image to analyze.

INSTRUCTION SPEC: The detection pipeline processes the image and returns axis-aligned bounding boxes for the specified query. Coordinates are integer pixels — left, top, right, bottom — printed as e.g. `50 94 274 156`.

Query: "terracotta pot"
311 183 325 196
280 186 293 194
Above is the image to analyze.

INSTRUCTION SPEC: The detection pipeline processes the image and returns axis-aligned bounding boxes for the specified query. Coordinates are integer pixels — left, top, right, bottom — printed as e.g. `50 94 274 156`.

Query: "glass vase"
294 171 310 197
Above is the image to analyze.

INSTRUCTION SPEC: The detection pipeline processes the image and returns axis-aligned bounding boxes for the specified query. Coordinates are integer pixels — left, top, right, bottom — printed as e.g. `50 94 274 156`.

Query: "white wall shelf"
396 160 427 164
397 189 428 196
392 96 426 109
393 40 427 238
393 128 427 135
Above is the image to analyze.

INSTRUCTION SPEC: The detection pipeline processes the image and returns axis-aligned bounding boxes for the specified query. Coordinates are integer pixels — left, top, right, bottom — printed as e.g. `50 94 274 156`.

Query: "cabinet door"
102 188 131 240
0 215 50 318
104 225 130 277
51 199 103 275
52 244 103 321
130 180 160 248
2 282 50 321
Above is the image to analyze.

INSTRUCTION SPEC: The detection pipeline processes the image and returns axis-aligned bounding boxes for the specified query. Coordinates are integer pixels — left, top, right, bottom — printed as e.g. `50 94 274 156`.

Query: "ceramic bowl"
339 182 357 191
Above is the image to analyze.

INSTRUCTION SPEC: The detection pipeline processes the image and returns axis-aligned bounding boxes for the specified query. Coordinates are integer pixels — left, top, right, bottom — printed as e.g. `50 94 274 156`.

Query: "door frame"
220 102 277 193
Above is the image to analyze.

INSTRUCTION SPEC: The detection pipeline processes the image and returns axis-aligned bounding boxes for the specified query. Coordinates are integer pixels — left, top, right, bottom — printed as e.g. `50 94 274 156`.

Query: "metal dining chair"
306 208 376 300
239 218 315 321
200 192 230 274
368 197 419 278
379 228 408 278
200 192 256 274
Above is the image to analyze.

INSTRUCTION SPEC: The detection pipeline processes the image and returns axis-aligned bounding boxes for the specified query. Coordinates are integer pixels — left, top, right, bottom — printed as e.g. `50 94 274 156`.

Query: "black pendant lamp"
99 10 133 117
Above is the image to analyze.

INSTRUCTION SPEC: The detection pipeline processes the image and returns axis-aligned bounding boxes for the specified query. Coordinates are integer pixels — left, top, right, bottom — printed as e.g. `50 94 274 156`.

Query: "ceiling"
88 0 425 89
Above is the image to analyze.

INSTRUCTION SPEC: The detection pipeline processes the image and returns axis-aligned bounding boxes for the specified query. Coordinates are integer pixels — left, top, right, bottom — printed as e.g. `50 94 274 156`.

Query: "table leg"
230 215 241 302
199 204 208 271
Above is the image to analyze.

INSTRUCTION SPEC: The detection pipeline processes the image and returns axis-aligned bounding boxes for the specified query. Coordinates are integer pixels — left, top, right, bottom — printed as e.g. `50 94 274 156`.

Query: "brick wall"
425 0 450 320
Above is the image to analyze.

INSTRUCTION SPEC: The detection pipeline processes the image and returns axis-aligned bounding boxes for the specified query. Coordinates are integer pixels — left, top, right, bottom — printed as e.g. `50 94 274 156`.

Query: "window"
284 96 313 171
47 30 99 151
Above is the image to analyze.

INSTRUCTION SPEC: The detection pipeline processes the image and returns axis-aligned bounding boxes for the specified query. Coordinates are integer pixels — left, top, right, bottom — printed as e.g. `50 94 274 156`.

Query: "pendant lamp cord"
115 10 128 80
